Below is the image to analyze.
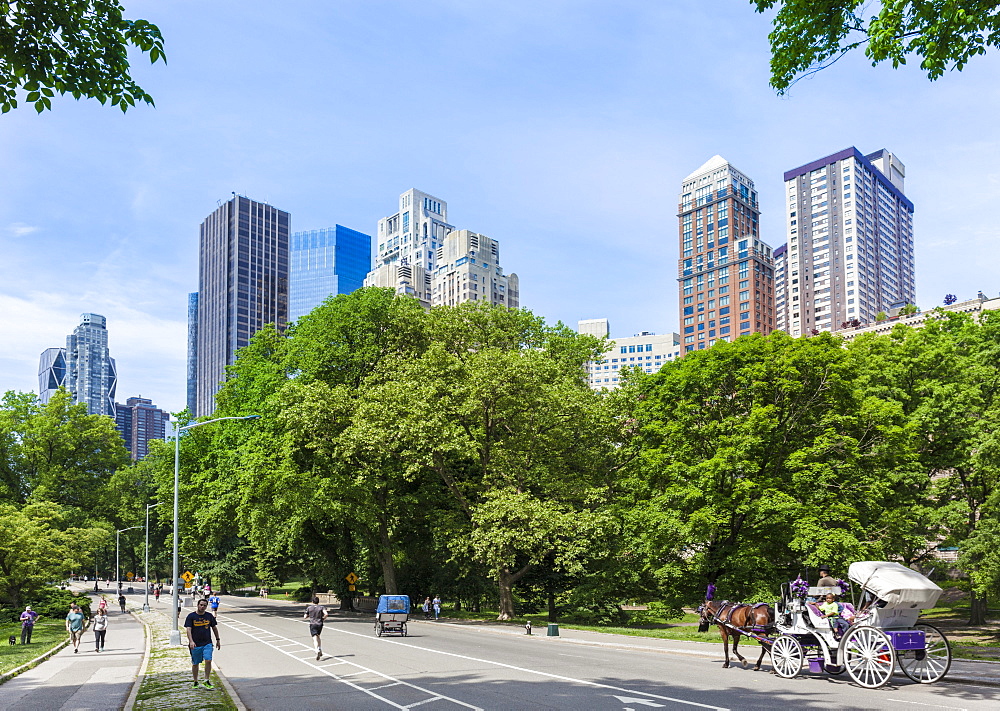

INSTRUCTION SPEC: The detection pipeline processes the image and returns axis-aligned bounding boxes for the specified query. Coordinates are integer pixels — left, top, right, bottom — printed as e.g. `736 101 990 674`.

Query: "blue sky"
1 0 998 414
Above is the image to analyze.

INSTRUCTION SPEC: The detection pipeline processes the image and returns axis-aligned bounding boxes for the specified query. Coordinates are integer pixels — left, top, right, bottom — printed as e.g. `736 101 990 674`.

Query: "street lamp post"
170 414 259 646
116 526 140 591
144 502 164 611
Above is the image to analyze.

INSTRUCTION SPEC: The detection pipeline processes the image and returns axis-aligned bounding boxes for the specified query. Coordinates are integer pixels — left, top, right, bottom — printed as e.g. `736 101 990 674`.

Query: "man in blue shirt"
208 593 221 616
184 598 221 689
65 604 86 654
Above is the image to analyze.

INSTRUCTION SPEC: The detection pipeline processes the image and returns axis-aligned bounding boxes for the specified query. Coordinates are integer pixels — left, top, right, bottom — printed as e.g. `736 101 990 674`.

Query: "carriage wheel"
376 622 383 637
898 623 951 684
771 635 804 678
402 623 408 637
841 626 895 688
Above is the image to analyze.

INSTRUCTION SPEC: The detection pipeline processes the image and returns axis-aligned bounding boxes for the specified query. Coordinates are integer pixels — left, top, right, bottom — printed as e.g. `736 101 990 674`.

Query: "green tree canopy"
0 0 165 113
753 1 1000 93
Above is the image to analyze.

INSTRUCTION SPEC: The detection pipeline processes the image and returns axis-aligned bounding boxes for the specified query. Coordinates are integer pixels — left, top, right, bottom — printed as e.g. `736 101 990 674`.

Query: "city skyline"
2 1 999 413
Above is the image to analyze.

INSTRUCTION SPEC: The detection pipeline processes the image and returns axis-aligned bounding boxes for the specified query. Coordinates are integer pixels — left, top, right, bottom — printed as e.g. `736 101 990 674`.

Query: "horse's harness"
702 600 772 633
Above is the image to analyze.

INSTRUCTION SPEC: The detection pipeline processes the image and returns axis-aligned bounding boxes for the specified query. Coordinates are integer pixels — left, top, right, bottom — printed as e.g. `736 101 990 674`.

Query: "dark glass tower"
186 292 198 416
195 196 289 417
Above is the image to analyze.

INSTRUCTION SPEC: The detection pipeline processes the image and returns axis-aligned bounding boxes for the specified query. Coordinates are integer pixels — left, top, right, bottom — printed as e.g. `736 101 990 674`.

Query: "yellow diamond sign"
181 571 194 583
345 572 359 585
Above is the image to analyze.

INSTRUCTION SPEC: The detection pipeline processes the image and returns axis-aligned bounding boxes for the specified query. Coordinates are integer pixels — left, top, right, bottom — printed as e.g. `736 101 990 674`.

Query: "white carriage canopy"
848 561 943 610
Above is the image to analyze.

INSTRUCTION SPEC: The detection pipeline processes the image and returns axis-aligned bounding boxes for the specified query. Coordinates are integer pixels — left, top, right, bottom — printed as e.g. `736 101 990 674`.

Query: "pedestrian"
432 595 441 620
93 607 108 652
154 586 161 603
422 597 431 619
184 598 221 689
303 595 329 660
19 606 38 644
118 592 127 613
65 604 86 654
208 592 221 616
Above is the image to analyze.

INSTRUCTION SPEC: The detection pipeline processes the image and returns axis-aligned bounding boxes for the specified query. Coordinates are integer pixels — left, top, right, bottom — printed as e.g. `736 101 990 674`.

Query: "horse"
698 598 774 670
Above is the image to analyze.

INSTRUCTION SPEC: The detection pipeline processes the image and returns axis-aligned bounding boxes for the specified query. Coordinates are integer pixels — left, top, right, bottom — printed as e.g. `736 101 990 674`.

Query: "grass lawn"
0 623 67 677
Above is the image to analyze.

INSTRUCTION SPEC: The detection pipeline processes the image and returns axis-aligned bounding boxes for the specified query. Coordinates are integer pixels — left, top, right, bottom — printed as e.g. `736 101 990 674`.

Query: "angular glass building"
39 313 118 417
195 196 289 417
289 225 372 322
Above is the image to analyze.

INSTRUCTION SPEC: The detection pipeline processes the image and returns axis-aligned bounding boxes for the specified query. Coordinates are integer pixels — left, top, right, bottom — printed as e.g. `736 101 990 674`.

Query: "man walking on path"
184 598 221 689
65 604 86 653
118 592 127 613
303 596 329 660
433 595 441 620
19 606 38 644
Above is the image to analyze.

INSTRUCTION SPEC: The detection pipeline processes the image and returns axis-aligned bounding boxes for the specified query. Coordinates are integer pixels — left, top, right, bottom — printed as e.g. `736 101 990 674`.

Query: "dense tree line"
3 289 997 624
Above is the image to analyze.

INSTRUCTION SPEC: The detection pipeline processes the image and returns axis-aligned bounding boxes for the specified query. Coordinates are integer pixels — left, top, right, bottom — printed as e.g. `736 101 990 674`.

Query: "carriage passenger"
820 593 849 638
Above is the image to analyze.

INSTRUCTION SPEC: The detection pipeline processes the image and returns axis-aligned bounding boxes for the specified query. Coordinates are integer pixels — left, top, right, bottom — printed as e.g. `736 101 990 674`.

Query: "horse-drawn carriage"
701 561 952 689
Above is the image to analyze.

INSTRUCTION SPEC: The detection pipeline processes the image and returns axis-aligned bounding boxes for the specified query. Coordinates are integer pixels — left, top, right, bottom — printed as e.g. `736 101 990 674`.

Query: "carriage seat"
806 602 856 627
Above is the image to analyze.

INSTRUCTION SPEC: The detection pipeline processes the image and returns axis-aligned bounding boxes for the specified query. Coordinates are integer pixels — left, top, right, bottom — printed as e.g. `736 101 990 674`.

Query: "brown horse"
698 599 774 670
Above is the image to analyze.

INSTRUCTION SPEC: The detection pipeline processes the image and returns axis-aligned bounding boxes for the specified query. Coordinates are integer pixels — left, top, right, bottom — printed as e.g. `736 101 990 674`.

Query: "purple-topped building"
778 148 915 335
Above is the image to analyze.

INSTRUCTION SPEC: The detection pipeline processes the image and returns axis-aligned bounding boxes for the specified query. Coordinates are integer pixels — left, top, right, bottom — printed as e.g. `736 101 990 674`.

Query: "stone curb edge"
122 606 152 711
214 662 247 711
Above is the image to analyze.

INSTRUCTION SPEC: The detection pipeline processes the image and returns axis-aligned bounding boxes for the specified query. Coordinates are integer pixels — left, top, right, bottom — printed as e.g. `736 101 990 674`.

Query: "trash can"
547 623 559 637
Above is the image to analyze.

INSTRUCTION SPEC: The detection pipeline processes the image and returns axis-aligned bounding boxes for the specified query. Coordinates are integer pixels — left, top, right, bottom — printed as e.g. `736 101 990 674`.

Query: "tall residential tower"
778 148 915 335
194 195 289 417
38 313 118 417
677 156 775 353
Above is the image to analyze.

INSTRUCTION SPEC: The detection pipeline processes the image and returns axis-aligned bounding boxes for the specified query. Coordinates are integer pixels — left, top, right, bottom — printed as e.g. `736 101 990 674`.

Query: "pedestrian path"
0 605 144 711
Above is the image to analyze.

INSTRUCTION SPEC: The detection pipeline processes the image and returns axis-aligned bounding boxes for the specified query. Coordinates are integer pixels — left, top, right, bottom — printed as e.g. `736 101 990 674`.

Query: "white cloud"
6 222 39 237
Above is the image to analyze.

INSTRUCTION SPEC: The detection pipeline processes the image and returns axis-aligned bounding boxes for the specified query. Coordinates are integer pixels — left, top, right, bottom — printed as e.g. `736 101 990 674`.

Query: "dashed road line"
217 615 479 710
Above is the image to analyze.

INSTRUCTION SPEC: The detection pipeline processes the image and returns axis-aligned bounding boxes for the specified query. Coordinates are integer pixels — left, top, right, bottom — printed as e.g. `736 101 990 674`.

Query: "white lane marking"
885 700 967 711
216 615 480 710
613 697 665 707
405 698 445 709
328 624 727 710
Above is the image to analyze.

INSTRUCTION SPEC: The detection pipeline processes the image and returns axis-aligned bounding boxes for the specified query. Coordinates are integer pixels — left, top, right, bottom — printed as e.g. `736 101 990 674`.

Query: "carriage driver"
817 564 839 588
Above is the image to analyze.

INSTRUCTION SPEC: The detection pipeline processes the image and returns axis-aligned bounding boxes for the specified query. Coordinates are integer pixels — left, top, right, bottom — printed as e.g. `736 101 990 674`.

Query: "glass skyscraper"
38 313 118 417
186 292 198 416
195 195 289 417
289 225 372 322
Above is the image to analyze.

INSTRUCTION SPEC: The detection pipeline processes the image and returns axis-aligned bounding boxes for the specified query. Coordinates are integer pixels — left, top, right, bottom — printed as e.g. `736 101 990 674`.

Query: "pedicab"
770 561 951 688
374 594 410 637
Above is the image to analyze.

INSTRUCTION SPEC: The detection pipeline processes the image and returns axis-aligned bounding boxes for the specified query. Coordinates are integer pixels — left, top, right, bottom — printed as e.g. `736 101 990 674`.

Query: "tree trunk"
376 515 398 594
547 589 557 623
969 589 988 625
498 569 516 620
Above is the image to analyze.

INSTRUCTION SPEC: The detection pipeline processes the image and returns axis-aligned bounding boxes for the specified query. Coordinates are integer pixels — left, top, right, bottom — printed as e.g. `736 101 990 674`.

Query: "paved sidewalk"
422 617 1000 687
0 604 144 711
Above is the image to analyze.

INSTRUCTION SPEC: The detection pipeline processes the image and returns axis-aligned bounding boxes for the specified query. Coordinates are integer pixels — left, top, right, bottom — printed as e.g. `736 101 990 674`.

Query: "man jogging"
303 596 328 660
208 592 221 616
184 598 221 689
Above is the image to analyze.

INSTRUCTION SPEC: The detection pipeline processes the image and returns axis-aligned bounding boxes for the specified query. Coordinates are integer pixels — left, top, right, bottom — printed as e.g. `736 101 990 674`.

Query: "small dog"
8 635 16 645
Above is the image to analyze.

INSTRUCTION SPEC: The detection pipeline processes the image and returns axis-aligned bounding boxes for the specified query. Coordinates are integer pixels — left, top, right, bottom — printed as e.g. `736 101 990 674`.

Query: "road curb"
214 663 247 711
123 606 152 711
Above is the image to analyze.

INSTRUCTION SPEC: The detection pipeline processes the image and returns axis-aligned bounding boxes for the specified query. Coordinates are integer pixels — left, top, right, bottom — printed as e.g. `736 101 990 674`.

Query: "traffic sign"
181 570 194 583
126 572 134 580
345 572 359 585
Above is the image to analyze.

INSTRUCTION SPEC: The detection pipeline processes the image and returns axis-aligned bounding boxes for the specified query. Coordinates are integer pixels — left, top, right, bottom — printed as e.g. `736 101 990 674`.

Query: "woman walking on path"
422 597 431 619
93 608 108 652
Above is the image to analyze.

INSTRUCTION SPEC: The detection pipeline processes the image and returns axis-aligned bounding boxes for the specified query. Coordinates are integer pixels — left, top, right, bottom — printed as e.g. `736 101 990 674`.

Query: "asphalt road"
205 597 1000 710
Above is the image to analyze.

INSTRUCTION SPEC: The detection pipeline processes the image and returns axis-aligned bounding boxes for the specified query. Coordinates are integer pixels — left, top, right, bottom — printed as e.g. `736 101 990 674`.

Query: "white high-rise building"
366 189 454 308
779 148 915 336
579 321 681 390
366 190 519 310
432 229 519 308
